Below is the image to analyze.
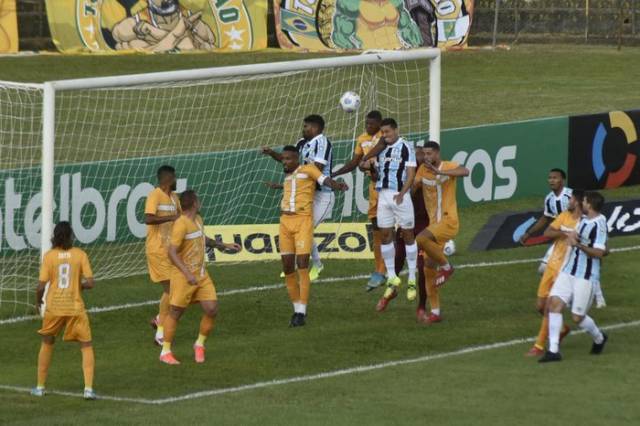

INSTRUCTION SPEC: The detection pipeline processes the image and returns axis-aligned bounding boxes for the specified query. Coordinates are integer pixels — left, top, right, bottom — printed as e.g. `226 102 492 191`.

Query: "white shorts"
376 189 415 229
550 272 594 316
313 191 335 227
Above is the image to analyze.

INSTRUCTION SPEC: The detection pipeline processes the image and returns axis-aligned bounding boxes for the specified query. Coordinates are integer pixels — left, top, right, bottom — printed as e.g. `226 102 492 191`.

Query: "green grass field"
1 45 640 424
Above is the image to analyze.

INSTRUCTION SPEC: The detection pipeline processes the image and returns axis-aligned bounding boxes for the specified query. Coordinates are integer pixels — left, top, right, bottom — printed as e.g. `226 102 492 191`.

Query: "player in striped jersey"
519 169 572 273
262 115 334 282
278 146 347 326
539 191 609 363
360 118 419 307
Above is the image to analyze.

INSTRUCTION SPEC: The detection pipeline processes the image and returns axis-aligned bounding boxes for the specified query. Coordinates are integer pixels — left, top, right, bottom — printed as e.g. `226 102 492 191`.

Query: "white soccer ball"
444 240 456 256
339 91 361 113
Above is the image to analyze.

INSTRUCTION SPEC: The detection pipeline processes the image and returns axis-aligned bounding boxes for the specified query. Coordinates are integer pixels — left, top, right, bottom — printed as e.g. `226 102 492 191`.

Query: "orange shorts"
425 220 458 244
537 266 560 298
279 214 313 256
38 311 92 342
367 181 378 220
146 250 172 283
170 270 217 308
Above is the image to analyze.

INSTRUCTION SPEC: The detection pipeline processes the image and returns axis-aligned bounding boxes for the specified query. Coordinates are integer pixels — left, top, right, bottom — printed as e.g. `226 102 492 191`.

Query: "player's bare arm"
333 152 364 177
168 245 197 285
428 163 470 177
261 147 284 162
145 213 179 225
519 216 551 245
323 177 349 192
361 138 386 162
35 280 47 314
543 225 567 240
394 166 416 205
81 277 95 291
205 236 242 253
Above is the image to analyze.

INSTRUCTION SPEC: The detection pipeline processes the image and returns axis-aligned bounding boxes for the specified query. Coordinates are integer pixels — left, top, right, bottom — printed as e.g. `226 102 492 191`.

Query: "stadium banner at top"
45 0 267 53
274 0 474 51
0 0 18 53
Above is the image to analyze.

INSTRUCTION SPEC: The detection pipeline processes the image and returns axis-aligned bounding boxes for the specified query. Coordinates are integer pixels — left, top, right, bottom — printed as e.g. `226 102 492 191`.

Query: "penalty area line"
1 319 639 405
1 244 638 327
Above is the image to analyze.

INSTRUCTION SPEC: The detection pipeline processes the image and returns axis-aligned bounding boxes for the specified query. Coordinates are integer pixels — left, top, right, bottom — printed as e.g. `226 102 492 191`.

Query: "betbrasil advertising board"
0 117 569 260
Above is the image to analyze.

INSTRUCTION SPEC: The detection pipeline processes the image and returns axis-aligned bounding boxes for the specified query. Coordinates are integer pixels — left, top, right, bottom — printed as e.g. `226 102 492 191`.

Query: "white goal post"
39 48 441 259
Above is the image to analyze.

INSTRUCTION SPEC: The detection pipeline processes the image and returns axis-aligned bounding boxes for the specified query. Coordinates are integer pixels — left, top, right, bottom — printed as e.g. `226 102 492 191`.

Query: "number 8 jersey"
39 247 94 316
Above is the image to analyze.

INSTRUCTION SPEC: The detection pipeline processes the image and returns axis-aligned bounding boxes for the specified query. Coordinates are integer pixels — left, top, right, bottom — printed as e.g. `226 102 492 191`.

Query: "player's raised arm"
361 138 386 162
261 146 284 163
520 216 551 245
332 152 363 177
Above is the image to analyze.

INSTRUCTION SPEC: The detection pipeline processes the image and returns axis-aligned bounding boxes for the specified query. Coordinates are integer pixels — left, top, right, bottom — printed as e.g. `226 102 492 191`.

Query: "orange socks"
285 272 299 303
425 267 440 312
373 229 386 274
36 342 54 388
81 346 95 390
299 268 311 305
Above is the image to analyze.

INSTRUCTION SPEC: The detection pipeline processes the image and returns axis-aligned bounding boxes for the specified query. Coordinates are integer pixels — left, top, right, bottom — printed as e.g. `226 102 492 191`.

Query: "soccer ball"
339 91 361 113
444 240 456 256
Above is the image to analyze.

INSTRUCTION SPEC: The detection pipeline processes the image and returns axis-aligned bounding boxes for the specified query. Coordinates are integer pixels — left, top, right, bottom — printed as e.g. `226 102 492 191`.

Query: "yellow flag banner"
0 0 18 53
204 222 374 263
274 0 473 51
45 0 267 53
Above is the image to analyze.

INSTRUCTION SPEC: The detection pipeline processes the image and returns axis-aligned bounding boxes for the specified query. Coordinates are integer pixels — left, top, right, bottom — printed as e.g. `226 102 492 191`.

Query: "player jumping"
415 141 469 290
159 190 241 365
332 110 387 290
262 115 334 282
276 146 347 327
32 222 97 400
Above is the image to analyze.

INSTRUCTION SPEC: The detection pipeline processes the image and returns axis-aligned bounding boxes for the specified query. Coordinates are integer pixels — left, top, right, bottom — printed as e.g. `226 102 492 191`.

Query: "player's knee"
571 314 584 324
536 298 546 314
80 341 92 348
296 255 310 270
401 229 415 244
370 218 379 231
547 296 564 313
42 335 55 345
169 305 184 319
204 304 218 318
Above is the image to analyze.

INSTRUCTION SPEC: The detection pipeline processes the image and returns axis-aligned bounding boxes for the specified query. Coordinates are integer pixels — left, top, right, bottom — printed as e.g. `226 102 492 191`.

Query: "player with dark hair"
159 190 241 365
262 115 335 282
361 118 419 310
32 222 97 400
277 146 347 326
540 191 609 363
145 165 181 346
333 110 387 290
414 141 469 291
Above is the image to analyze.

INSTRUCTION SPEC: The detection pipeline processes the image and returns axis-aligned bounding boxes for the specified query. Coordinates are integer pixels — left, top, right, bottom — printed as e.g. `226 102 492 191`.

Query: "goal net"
0 49 440 319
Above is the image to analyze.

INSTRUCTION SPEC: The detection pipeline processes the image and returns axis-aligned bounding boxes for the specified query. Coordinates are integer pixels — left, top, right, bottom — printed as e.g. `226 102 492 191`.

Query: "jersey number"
58 263 71 289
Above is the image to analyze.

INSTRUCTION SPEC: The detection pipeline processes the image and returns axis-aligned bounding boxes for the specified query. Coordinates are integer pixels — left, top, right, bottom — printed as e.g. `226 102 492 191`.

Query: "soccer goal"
0 49 441 318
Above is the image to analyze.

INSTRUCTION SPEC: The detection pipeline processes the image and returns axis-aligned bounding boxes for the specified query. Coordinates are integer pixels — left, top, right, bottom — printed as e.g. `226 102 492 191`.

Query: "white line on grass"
1 319 638 405
2 244 638 327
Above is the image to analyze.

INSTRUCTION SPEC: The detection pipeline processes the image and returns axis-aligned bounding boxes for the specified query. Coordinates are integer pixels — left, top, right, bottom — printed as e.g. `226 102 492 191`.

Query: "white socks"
579 315 604 344
311 242 322 268
548 312 563 353
381 243 397 279
294 303 307 315
405 242 418 281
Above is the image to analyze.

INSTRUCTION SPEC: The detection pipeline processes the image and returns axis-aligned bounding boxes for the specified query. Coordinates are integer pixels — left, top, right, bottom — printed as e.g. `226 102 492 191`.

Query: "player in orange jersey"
32 222 96 400
159 190 241 365
145 165 181 346
414 141 469 294
278 146 347 327
332 110 386 290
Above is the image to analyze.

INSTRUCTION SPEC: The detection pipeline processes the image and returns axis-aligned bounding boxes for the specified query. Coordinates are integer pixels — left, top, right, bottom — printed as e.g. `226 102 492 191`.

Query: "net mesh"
0 58 431 319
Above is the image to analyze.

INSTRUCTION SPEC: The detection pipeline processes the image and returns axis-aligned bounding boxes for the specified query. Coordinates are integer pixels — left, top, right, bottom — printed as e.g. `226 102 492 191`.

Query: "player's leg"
394 230 406 283
367 183 386 290
416 224 455 287
571 279 607 354
420 259 442 324
416 250 427 320
155 280 170 345
79 341 96 400
539 273 571 363
401 226 418 301
160 304 184 364
61 312 95 398
33 335 55 396
194 280 218 364
293 216 313 326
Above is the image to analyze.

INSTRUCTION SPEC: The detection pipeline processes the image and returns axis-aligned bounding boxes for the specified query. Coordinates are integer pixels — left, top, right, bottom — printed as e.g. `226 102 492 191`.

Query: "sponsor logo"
470 198 640 251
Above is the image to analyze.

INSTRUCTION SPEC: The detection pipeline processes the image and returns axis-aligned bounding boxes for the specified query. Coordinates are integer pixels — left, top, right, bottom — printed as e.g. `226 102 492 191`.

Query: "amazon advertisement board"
470 198 640 251
568 110 640 190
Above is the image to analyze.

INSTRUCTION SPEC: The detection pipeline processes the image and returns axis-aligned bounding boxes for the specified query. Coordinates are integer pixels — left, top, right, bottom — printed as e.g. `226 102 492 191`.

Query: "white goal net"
0 49 440 319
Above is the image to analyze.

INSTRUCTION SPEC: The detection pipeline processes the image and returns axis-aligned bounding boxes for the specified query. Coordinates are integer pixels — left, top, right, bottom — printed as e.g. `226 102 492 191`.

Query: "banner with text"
470 198 640 251
45 0 267 53
275 0 474 51
0 0 17 53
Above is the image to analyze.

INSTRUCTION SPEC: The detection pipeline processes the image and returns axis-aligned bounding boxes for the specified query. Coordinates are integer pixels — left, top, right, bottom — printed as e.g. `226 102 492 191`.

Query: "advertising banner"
568 110 640 190
0 0 17 53
45 0 267 53
470 198 640 251
274 0 474 51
